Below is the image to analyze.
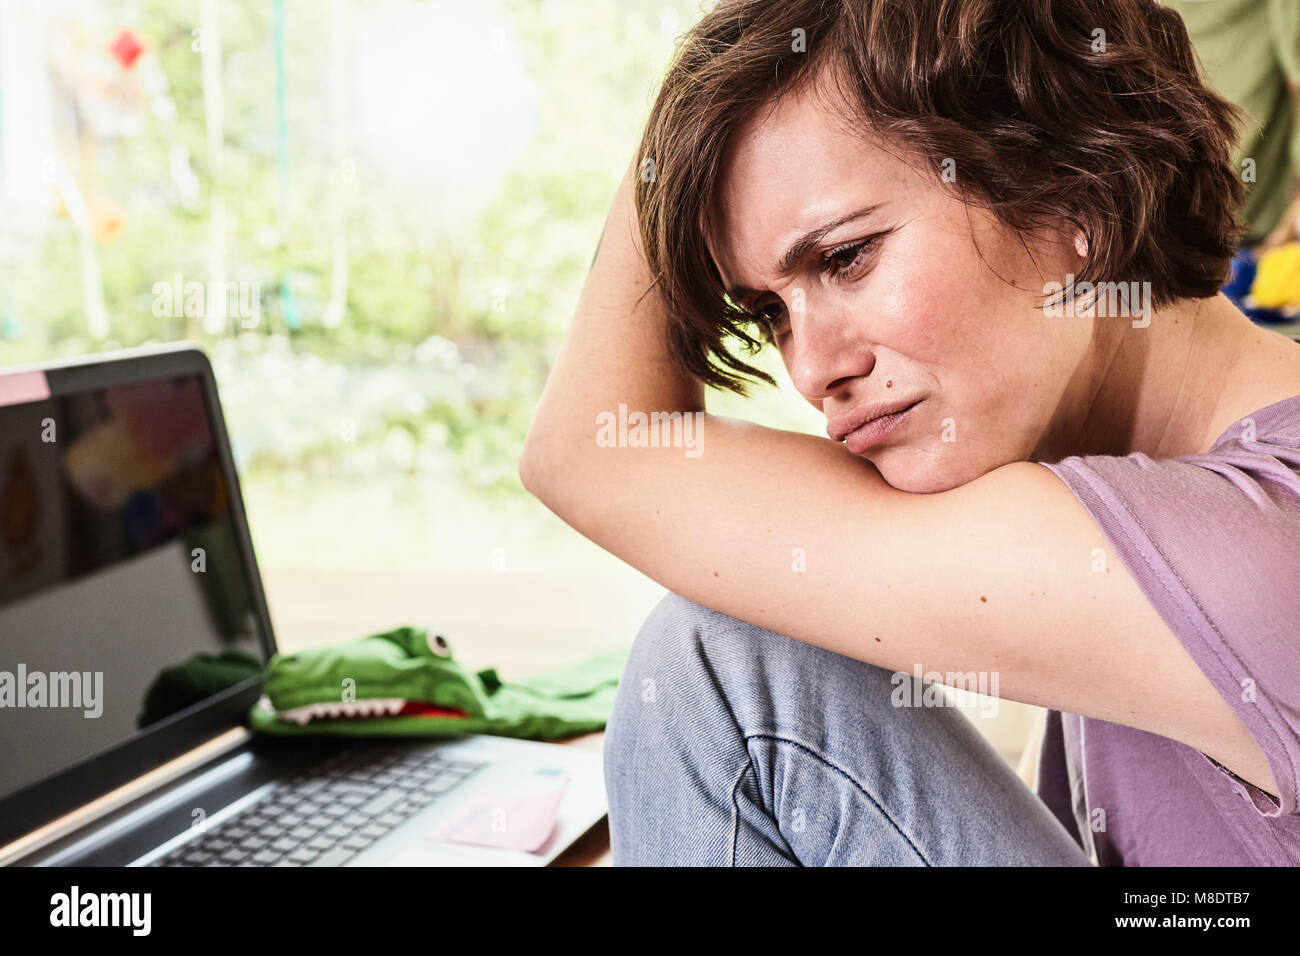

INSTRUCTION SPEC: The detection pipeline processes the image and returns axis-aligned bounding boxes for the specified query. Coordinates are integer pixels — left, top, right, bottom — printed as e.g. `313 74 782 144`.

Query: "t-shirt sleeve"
1040 438 1300 817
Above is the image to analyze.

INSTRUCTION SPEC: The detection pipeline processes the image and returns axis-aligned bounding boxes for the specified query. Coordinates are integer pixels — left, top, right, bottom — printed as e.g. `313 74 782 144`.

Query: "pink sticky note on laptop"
428 768 569 854
0 371 50 406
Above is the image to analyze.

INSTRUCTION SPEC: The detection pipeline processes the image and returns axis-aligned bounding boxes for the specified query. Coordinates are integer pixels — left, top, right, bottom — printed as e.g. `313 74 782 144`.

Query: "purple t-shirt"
1036 394 1300 866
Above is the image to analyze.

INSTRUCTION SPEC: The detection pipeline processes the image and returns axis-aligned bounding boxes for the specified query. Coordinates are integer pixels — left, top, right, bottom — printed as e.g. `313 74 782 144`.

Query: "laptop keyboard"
151 745 486 867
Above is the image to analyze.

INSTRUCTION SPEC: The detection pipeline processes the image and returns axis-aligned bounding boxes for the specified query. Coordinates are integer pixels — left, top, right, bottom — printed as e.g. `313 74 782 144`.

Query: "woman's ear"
1073 229 1089 259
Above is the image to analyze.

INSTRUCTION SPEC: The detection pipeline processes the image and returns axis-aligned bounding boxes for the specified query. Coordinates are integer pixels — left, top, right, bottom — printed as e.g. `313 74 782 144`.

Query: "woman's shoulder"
1205 391 1300 452
1040 390 1300 638
1044 390 1300 525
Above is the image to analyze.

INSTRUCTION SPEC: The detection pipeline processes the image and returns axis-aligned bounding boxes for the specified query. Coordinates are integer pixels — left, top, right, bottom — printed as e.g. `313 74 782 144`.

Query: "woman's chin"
870 448 1001 494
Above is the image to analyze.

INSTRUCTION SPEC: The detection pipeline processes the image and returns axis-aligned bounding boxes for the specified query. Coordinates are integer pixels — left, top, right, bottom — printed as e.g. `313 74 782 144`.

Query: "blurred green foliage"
1 0 716 498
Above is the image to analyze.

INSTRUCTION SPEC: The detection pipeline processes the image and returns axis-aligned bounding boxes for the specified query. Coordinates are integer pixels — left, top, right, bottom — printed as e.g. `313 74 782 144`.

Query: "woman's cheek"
865 271 961 359
867 233 995 358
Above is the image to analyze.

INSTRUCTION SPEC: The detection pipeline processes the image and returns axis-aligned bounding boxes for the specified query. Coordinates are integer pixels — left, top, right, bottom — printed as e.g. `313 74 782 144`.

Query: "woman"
521 0 1300 865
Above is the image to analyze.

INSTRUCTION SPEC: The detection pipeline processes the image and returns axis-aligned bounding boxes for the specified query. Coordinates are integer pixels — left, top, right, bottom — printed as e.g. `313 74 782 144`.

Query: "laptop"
0 344 608 867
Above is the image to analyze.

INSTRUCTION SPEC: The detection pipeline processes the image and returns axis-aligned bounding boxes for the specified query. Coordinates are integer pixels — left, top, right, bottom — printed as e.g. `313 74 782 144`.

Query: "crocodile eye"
427 633 451 658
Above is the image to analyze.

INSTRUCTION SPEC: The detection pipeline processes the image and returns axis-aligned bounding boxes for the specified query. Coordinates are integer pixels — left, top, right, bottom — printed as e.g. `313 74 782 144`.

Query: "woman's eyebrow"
723 203 882 303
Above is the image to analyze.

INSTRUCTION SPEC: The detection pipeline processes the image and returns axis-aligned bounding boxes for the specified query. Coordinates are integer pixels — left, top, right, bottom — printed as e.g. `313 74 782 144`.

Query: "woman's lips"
842 400 921 454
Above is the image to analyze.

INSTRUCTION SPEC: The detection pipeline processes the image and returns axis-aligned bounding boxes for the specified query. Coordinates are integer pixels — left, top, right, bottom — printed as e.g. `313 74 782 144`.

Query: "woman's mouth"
836 400 922 455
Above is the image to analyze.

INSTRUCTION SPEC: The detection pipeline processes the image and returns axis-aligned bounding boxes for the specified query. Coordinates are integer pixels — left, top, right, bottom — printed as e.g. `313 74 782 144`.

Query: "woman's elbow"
520 421 616 536
518 420 583 513
518 427 558 503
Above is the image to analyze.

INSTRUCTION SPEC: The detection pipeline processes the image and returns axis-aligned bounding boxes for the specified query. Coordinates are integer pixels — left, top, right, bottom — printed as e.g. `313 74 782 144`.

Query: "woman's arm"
520 158 1278 795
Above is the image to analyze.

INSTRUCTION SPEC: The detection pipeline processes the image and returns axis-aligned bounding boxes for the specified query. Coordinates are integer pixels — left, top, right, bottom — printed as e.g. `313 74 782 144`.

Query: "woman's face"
707 82 1093 493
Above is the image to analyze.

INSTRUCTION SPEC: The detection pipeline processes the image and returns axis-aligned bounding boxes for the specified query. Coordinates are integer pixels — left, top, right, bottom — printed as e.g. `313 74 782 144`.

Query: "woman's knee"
608 592 945 785
605 593 776 861
607 593 715 754
604 593 758 786
626 591 726 666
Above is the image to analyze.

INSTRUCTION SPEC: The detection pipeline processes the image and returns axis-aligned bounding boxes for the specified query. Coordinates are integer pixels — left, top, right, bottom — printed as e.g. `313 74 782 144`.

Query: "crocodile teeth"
278 698 406 724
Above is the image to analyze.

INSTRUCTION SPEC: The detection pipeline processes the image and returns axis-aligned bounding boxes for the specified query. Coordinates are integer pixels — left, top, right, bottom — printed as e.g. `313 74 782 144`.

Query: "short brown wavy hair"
635 0 1247 392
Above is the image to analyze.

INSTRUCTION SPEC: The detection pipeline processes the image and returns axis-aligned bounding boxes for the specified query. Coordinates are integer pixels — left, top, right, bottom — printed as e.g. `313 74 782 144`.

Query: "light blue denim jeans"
605 593 1093 866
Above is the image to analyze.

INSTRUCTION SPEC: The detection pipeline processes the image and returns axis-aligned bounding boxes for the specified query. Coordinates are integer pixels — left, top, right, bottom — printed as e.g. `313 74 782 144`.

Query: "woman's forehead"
707 100 925 286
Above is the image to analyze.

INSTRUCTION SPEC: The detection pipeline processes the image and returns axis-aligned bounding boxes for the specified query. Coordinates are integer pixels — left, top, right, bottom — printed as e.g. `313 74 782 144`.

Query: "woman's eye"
823 236 878 278
755 302 789 338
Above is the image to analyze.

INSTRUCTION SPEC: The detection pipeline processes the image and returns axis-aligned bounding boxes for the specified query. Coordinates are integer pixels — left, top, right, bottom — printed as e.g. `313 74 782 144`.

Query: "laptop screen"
0 368 268 804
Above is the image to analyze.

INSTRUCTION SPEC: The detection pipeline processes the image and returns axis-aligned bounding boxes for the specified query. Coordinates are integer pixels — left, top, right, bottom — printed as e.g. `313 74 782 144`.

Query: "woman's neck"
1035 293 1300 463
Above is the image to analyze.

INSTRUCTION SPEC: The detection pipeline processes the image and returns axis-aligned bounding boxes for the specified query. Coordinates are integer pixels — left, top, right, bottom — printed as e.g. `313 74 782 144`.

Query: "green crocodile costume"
247 626 626 741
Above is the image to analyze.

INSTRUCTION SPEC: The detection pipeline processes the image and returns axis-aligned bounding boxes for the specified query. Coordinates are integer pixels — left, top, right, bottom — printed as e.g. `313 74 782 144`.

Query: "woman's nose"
785 303 875 401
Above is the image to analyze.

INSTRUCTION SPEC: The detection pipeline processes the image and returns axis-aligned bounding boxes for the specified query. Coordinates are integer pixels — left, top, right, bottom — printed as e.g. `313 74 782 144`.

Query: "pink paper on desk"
428 769 569 854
